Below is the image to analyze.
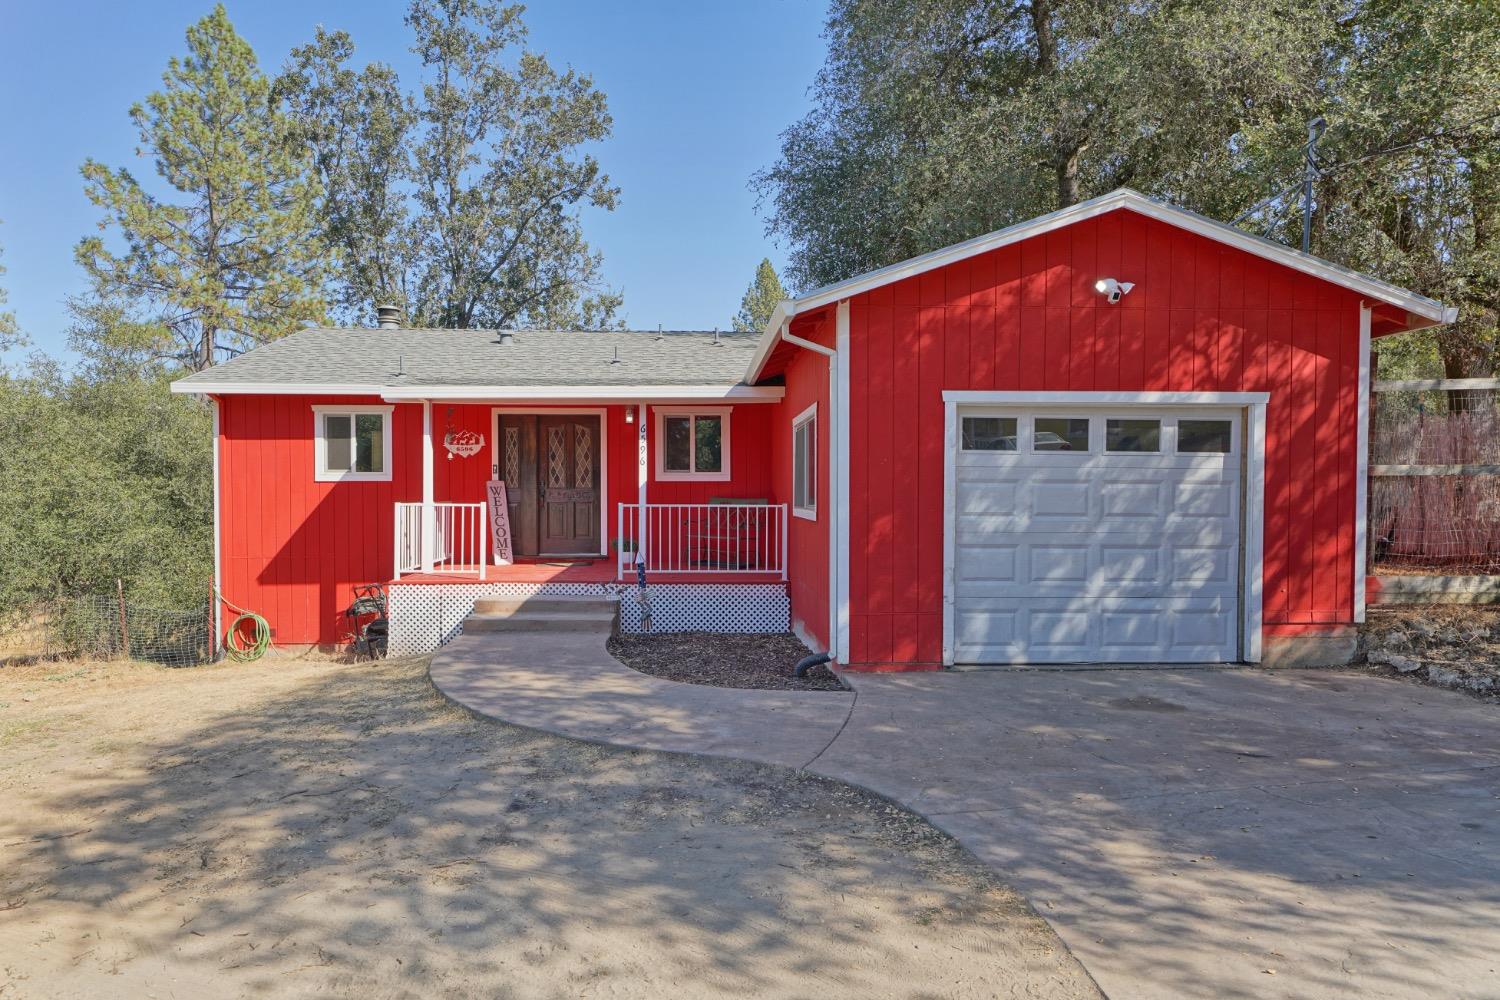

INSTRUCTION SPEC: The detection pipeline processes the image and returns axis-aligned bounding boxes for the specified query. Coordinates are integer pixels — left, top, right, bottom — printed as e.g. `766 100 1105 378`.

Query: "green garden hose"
215 589 270 662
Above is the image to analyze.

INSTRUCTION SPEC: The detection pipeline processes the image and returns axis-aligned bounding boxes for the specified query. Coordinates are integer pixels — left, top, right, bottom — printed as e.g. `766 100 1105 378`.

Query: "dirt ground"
607 632 846 691
1359 605 1500 702
0 655 1097 1000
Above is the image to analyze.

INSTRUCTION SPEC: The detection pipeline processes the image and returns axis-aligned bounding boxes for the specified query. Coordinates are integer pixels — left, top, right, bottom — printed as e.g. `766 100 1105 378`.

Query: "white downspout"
779 319 842 662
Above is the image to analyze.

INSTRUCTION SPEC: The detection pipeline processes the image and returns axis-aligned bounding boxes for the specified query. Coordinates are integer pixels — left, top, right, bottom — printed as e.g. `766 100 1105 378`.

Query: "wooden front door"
538 415 601 554
495 413 601 557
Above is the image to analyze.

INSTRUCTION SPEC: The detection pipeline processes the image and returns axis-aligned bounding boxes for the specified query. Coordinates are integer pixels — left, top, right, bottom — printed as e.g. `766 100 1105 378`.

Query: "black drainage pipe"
794 652 833 678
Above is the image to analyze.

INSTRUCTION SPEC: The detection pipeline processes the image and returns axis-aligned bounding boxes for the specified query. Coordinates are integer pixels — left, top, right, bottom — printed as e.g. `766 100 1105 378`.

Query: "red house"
174 190 1454 669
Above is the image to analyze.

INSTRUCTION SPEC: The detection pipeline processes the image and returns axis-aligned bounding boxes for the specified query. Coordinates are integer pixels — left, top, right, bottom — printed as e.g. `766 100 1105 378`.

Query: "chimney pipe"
376 304 404 329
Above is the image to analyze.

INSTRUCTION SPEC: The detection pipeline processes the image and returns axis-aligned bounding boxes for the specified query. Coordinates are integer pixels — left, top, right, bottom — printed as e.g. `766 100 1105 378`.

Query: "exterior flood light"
1094 277 1135 303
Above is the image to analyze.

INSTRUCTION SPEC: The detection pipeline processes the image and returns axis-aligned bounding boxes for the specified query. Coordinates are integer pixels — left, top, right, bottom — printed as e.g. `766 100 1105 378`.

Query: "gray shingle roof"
173 327 761 390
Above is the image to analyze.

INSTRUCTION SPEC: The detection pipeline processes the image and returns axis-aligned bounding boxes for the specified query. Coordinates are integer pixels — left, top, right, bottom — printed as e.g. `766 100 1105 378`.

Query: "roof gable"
747 189 1455 383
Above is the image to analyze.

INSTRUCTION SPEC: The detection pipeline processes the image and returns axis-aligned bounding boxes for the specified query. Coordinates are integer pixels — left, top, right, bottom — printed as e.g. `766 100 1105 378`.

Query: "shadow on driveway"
820 667 1500 999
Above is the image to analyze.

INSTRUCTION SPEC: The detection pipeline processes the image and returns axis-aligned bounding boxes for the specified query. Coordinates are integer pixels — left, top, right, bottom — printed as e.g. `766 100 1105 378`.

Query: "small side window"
1179 419 1233 453
654 408 732 481
315 406 392 482
792 405 816 519
961 416 1018 451
1034 417 1090 452
1105 418 1161 453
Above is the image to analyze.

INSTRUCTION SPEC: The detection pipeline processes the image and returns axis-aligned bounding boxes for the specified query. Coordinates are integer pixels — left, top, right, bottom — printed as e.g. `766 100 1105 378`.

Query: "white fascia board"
745 188 1453 384
173 382 783 403
743 300 796 385
380 384 784 403
171 381 388 396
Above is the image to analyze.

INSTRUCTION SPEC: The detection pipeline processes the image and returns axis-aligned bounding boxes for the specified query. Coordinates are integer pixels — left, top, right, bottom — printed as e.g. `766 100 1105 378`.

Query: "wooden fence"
1369 377 1500 602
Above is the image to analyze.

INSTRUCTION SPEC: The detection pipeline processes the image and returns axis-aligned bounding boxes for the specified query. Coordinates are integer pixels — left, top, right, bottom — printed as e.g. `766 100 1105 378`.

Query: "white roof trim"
174 380 783 402
171 381 388 396
380 384 782 402
746 188 1456 383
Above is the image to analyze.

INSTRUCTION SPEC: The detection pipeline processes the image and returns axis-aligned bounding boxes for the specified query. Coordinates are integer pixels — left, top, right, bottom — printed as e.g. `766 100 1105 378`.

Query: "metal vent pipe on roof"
497 331 515 345
376 304 405 329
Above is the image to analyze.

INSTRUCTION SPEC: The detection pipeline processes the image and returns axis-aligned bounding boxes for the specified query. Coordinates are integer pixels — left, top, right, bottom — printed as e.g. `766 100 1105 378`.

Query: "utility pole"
1302 116 1327 254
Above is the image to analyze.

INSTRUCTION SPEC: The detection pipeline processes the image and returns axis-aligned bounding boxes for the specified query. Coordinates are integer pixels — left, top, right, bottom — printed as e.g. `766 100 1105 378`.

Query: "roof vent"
610 345 621 364
497 330 515 345
711 327 721 346
376 304 404 329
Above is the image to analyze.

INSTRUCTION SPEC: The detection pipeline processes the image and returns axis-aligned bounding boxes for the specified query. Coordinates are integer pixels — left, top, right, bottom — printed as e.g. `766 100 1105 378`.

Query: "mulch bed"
606 632 846 691
1360 606 1500 702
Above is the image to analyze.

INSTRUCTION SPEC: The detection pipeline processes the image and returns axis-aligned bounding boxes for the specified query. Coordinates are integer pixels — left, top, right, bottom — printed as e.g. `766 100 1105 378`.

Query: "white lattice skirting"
387 582 790 656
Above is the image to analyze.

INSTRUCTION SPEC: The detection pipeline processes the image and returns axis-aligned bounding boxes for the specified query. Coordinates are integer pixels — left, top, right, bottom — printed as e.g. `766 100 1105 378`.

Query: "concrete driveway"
433 636 1500 999
821 668 1500 1000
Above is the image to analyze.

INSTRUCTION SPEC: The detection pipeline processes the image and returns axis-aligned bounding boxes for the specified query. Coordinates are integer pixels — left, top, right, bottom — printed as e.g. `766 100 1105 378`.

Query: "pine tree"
732 258 787 332
75 4 329 371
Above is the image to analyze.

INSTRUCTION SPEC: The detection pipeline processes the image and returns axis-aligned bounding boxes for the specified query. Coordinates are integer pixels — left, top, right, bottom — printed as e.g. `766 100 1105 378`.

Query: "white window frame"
791 402 817 520
653 406 732 482
313 404 394 483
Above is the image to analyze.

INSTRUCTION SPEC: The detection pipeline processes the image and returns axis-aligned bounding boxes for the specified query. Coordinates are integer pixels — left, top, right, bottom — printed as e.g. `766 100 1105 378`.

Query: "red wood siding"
846 207 1363 668
218 394 422 646
770 313 832 649
216 397 784 645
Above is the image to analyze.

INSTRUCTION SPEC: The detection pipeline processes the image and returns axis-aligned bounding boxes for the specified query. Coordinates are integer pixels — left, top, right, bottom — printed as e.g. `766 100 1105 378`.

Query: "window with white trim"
654 407 731 481
792 403 817 519
313 405 393 482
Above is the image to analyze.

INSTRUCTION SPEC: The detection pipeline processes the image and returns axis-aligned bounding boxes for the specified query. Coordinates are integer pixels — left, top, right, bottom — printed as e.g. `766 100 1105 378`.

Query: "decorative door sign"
485 480 514 565
445 428 484 458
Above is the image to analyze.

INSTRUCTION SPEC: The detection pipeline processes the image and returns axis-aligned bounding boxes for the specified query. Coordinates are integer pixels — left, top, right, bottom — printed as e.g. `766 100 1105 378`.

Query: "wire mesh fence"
1371 386 1500 574
0 593 215 667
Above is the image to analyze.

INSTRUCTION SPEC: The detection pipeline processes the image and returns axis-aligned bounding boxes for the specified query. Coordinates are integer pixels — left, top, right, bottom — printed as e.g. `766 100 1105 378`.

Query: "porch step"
472 595 618 615
464 596 619 635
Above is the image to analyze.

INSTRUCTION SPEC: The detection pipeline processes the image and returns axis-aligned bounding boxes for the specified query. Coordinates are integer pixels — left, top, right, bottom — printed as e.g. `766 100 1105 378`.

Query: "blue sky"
0 0 829 361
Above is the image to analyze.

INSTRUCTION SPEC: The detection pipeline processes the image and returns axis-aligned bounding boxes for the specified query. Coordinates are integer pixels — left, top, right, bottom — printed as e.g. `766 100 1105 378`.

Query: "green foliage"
732 258 787 332
277 0 622 330
75 4 329 370
0 227 26 358
279 27 416 326
757 0 1498 375
0 362 212 624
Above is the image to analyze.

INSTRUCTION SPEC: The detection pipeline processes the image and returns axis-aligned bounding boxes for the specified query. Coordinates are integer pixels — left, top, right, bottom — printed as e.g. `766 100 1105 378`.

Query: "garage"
947 401 1253 664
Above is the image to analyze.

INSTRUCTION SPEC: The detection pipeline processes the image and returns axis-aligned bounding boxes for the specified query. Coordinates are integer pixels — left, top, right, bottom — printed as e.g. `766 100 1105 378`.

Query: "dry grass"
0 654 1096 999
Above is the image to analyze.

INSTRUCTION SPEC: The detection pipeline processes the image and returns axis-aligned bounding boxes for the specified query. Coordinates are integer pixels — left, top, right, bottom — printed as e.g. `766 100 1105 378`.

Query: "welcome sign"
485 480 514 565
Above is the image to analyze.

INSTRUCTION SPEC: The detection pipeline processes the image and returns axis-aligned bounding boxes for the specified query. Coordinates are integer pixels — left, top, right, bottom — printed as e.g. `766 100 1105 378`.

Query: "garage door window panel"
1033 417 1090 453
962 416 1018 451
1106 418 1161 453
1178 419 1234 453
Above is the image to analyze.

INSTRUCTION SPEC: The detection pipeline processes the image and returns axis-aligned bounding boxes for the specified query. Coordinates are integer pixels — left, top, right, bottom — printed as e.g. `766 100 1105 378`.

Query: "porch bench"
685 498 769 570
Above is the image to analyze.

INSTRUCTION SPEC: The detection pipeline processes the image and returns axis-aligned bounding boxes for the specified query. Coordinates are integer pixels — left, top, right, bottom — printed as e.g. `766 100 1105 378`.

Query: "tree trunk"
199 325 216 372
1030 0 1056 75
1055 146 1082 208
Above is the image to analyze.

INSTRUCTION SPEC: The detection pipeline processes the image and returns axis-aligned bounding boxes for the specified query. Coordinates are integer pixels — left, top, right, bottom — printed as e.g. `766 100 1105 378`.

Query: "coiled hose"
216 589 270 662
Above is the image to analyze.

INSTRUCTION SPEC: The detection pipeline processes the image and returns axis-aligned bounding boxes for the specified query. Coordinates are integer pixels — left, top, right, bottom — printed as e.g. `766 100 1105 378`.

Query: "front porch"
383 397 795 655
392 558 785 586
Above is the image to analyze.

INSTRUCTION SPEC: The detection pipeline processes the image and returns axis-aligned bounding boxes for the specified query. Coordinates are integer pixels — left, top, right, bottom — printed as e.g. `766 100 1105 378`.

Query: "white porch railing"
394 502 488 579
617 503 788 578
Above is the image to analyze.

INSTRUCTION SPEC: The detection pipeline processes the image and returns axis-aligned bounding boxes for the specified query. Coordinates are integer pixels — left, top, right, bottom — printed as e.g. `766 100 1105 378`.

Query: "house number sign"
445 428 485 459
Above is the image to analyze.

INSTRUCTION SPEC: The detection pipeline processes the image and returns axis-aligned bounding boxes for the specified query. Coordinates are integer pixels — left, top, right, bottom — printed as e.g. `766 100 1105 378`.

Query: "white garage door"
952 407 1243 664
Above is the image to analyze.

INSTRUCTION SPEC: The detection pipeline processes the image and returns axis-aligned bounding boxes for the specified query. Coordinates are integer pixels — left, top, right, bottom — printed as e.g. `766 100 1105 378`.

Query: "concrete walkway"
431 634 1500 1000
